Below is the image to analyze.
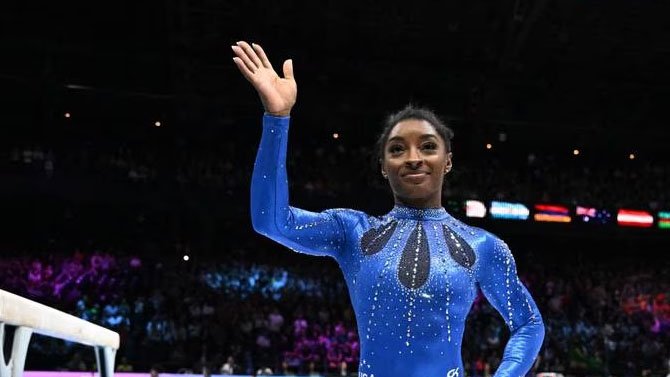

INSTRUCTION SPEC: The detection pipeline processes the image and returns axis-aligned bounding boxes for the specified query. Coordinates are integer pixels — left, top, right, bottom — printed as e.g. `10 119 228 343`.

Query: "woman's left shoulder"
444 216 489 240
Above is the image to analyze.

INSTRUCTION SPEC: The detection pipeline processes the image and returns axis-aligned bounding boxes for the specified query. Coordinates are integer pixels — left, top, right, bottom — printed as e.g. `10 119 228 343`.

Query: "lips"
401 171 429 182
402 171 429 177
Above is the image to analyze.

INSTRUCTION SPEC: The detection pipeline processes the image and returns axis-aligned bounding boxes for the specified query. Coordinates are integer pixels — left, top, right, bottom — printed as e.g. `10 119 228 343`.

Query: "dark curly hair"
373 105 454 168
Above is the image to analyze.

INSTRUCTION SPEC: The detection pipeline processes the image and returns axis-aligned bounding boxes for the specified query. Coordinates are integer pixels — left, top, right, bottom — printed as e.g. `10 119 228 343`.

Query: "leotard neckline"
387 204 450 221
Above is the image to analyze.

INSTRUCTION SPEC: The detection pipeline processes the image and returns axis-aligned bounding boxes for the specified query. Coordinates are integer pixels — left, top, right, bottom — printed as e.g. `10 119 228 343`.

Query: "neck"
393 196 442 209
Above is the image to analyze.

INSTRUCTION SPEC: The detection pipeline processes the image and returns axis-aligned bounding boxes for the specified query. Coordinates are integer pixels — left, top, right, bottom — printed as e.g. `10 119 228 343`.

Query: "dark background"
3 0 670 146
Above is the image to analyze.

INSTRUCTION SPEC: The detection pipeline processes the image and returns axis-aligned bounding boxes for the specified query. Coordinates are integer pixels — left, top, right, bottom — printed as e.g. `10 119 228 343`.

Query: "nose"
406 160 423 170
405 147 423 169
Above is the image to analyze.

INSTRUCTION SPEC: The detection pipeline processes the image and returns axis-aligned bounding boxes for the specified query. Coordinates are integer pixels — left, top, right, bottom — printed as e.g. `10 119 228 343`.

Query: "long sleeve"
250 114 346 258
475 235 545 377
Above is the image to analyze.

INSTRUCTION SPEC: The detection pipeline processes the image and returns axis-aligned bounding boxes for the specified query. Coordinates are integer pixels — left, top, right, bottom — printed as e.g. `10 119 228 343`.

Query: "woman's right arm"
250 113 346 257
233 41 347 258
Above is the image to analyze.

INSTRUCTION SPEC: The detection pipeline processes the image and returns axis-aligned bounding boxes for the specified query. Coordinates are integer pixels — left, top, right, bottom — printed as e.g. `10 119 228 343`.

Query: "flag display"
533 204 571 223
489 201 529 220
576 206 613 224
617 209 654 228
659 212 670 229
465 200 487 218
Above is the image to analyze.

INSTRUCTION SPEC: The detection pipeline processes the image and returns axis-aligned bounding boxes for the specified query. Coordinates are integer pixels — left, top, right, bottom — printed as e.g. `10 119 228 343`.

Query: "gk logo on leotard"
447 367 459 377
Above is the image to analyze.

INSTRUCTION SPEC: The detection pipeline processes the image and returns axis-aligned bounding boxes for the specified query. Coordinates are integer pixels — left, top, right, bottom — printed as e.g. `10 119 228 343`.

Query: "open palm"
232 41 296 116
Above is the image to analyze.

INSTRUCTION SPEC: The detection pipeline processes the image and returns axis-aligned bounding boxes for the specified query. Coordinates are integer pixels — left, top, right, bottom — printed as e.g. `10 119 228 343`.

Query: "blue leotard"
251 114 545 377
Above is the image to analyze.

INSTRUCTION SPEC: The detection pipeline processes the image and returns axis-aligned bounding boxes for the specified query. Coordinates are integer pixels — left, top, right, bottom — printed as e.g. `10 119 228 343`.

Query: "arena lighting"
573 149 580 156
64 84 93 90
658 211 670 229
489 201 529 220
183 254 190 261
576 206 613 224
154 121 161 127
333 133 339 139
617 209 654 228
465 200 487 218
485 143 492 150
629 153 635 160
64 112 71 118
533 204 571 223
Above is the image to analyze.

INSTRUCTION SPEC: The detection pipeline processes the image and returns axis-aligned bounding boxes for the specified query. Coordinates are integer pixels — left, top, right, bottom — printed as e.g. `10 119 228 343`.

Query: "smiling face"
381 119 453 208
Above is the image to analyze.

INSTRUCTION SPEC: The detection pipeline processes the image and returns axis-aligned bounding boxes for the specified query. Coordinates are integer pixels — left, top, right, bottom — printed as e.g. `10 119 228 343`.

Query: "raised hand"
232 41 296 117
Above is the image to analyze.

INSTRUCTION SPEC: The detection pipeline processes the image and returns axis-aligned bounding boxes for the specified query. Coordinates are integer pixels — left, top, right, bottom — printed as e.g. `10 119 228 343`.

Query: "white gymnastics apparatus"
0 289 120 377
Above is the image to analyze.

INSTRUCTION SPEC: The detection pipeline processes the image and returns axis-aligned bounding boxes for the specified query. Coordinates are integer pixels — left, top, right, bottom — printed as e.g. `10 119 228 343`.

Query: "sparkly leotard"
251 114 545 377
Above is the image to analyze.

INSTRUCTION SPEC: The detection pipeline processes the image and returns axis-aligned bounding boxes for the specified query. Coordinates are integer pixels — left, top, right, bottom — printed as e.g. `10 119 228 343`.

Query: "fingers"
282 59 294 80
232 41 291 83
232 57 254 81
236 41 263 69
231 45 257 74
251 43 273 69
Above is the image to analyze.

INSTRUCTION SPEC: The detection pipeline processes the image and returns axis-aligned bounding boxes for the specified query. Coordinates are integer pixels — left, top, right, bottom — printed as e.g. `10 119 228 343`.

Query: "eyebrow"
387 134 438 143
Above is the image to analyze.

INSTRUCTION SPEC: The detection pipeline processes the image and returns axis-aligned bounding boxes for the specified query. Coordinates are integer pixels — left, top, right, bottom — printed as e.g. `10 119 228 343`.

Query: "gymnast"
232 41 545 377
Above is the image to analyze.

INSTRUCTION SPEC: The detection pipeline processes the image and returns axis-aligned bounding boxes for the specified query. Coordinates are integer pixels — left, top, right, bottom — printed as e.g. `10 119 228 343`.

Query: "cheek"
384 159 401 172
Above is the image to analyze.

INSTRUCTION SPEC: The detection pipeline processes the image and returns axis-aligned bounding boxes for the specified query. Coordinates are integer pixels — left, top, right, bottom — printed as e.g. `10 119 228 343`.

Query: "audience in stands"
1 250 667 376
5 143 670 210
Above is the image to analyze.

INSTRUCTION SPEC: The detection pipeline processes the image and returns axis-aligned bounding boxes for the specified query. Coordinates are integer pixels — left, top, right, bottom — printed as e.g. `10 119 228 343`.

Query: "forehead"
387 119 439 141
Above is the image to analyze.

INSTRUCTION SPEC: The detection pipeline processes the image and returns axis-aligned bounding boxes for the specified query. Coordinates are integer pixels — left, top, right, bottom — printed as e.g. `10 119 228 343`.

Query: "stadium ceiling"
1 0 669 134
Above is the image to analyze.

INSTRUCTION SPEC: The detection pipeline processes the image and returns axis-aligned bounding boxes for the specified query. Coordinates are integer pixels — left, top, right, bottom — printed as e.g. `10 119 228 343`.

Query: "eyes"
388 142 438 155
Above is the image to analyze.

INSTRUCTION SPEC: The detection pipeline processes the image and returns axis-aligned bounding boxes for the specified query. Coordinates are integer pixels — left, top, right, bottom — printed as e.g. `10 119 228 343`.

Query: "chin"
397 189 432 200
391 181 441 197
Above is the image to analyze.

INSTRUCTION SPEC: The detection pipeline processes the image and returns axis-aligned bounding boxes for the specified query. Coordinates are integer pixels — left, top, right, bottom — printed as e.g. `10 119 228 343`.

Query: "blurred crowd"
5 139 670 211
0 248 668 376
